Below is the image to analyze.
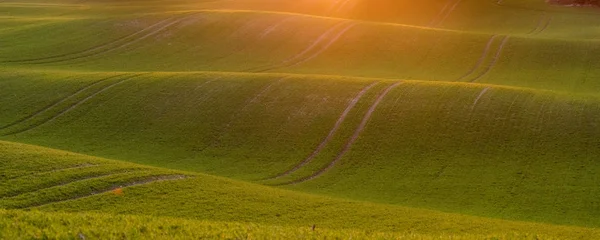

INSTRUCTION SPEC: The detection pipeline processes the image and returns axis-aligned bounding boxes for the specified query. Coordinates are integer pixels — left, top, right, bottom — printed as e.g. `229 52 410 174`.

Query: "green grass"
0 210 569 240
1 71 599 229
2 0 600 238
3 140 600 239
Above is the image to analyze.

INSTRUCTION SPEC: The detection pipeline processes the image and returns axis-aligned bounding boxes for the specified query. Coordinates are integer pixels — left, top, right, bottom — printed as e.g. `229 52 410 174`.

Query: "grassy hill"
3 140 600 239
2 0 600 238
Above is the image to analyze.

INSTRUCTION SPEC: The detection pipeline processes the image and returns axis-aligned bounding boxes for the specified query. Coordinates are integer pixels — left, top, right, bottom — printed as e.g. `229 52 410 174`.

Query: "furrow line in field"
429 0 455 26
0 168 150 199
331 0 352 15
498 94 522 129
259 16 296 39
469 36 510 83
471 87 491 111
528 14 552 35
534 16 552 35
5 16 178 63
0 75 124 131
3 74 141 136
4 164 100 182
1 171 139 200
32 14 201 64
456 35 499 82
286 82 402 185
288 23 357 67
28 175 188 209
527 14 547 34
434 0 463 27
203 76 286 152
326 0 345 14
267 82 378 180
248 21 351 72
211 17 296 63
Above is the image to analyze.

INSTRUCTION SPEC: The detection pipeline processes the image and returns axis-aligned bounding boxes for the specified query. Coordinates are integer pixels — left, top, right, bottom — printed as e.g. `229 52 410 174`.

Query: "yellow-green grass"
2 140 600 239
0 140 188 209
2 71 599 228
0 210 577 240
3 8 600 93
2 0 600 237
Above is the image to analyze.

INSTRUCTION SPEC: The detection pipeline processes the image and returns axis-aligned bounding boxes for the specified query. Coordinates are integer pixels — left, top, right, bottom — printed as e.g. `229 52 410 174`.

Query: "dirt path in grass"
268 82 378 180
287 82 402 185
4 74 141 136
0 75 123 131
26 175 188 209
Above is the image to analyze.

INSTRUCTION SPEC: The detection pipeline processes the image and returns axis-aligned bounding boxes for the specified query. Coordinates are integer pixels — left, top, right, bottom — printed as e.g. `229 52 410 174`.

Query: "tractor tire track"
434 0 463 27
288 23 357 68
0 167 148 199
210 17 296 63
26 175 188 209
330 0 352 15
456 35 500 81
429 0 455 26
4 164 100 181
248 21 354 73
286 82 402 185
471 87 491 112
528 14 552 35
267 82 378 180
0 75 124 131
3 74 141 136
535 16 552 35
5 16 178 63
469 36 510 82
31 14 200 64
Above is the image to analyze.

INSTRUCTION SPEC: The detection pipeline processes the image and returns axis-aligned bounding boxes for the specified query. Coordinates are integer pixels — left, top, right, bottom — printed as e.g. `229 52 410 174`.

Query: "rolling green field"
1 0 600 239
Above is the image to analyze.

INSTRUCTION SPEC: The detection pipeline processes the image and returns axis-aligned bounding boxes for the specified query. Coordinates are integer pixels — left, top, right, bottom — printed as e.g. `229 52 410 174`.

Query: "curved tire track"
469 36 510 82
471 87 491 111
456 35 500 81
433 0 463 27
5 17 178 63
457 35 510 83
285 82 403 185
3 74 141 136
528 14 552 35
248 21 355 73
33 14 199 64
0 75 124 131
267 82 377 180
288 23 357 68
429 0 456 27
26 175 188 209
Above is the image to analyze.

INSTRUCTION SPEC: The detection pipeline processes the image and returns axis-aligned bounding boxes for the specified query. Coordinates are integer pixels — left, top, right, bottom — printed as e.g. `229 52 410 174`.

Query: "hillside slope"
2 140 600 239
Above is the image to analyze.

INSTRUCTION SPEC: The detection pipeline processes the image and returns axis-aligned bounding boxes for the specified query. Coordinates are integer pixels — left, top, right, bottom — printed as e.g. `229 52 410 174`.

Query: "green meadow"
1 0 600 239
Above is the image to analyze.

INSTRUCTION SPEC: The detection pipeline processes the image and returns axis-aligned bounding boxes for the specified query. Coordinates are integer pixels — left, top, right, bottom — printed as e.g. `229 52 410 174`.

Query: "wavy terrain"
1 0 599 238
